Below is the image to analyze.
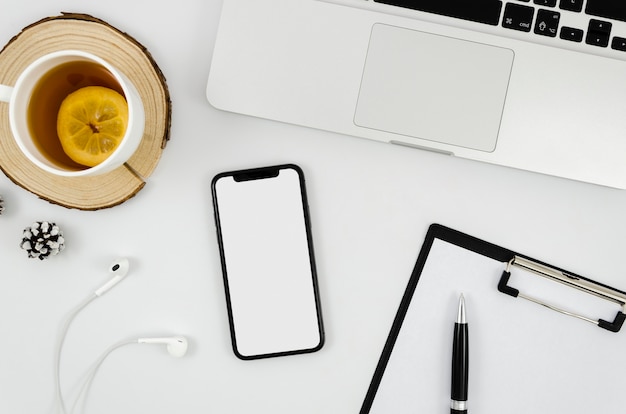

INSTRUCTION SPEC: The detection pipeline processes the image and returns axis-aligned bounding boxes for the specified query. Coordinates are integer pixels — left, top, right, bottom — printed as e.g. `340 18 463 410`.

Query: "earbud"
94 258 130 297
137 336 189 358
109 258 130 277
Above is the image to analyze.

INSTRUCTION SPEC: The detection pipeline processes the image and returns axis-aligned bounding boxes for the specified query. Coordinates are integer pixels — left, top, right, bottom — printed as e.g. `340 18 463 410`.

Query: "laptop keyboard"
338 0 626 54
373 0 503 26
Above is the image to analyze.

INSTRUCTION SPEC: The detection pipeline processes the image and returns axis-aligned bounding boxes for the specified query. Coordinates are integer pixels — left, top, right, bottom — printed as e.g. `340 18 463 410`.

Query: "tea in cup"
0 50 145 177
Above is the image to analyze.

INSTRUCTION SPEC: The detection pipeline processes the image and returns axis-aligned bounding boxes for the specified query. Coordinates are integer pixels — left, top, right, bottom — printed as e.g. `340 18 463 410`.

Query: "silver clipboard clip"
498 256 626 333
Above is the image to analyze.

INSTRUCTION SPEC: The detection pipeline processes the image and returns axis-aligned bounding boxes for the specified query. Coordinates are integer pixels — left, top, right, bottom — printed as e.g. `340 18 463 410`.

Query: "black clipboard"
360 224 626 414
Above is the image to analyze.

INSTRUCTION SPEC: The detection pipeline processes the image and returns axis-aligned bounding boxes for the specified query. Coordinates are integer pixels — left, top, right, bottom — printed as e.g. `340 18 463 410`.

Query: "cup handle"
0 84 13 103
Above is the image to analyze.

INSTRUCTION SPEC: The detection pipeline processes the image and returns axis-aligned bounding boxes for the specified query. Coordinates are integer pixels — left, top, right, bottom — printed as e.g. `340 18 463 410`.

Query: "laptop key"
560 26 583 42
502 3 534 32
586 32 610 47
534 0 556 7
585 1 626 23
534 9 560 37
588 19 612 34
586 19 611 47
372 0 503 26
559 0 583 13
612 37 626 52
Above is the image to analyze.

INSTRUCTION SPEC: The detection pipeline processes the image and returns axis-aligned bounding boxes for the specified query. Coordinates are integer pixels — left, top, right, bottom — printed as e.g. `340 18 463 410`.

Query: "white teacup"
0 50 145 177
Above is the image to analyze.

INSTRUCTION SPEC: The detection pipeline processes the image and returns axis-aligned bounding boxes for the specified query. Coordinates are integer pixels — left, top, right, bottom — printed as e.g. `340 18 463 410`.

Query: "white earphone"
56 258 190 414
94 258 131 297
137 336 189 358
68 335 189 414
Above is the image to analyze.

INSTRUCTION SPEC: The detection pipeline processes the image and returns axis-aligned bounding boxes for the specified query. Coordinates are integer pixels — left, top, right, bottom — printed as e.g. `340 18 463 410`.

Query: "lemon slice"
57 86 129 167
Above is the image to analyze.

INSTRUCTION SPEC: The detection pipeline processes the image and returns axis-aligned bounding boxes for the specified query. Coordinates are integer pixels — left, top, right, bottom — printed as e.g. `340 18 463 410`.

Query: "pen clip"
498 256 626 333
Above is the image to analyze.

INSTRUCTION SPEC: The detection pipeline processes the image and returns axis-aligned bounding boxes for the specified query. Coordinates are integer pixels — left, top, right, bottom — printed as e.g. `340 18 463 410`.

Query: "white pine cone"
20 221 65 260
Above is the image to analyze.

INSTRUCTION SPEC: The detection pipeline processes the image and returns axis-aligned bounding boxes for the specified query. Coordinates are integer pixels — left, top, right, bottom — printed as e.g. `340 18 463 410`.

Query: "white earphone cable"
54 294 97 414
69 339 136 414
54 259 130 414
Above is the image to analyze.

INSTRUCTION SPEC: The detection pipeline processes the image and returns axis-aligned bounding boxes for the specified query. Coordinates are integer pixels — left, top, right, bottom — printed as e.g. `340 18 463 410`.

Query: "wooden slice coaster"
0 13 171 210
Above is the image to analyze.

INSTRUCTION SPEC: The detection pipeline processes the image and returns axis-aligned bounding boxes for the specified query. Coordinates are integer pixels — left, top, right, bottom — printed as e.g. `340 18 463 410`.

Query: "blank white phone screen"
213 166 322 358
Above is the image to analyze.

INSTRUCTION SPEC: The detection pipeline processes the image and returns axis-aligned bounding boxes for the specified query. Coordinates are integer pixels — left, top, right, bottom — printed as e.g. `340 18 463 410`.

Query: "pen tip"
457 293 466 324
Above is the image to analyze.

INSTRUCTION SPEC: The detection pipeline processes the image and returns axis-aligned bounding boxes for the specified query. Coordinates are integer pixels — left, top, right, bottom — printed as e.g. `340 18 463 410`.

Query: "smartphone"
211 164 324 359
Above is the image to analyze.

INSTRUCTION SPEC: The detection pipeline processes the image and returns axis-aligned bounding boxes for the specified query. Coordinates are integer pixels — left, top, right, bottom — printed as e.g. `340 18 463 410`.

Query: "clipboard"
360 224 626 414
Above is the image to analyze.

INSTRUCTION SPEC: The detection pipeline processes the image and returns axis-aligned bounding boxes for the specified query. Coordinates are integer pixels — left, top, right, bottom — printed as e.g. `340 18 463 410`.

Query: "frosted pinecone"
20 221 65 260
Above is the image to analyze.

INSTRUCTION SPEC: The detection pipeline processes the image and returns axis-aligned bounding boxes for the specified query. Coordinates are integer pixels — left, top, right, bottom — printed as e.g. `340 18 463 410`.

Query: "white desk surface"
2 1 626 413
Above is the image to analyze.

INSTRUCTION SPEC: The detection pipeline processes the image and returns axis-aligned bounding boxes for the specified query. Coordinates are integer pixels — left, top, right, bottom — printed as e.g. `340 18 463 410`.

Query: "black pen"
451 294 468 414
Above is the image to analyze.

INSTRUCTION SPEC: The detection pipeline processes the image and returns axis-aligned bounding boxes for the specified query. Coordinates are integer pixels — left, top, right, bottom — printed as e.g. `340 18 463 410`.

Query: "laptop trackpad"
354 24 514 152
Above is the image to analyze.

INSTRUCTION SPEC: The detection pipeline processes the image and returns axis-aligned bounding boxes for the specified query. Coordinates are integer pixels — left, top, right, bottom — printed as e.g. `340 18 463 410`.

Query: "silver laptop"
207 0 626 189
